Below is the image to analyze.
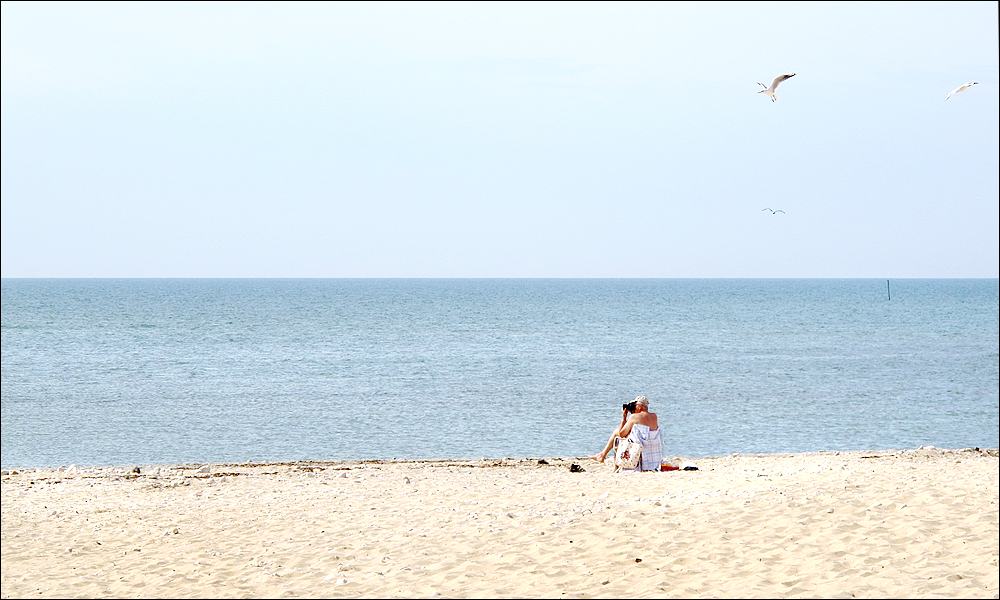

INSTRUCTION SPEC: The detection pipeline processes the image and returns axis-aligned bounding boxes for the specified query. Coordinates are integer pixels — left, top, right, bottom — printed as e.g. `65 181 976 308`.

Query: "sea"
1 278 997 469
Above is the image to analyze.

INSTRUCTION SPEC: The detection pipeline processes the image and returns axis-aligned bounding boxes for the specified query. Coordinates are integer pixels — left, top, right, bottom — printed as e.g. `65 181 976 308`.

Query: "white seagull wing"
945 82 977 100
769 72 796 92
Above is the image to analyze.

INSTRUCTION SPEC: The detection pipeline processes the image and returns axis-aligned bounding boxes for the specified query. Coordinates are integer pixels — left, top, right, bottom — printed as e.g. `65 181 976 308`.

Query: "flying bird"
757 73 796 102
945 81 978 101
762 208 785 214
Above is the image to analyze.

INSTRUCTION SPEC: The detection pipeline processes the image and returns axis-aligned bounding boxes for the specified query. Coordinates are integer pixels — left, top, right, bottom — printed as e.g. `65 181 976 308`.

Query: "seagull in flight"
762 208 785 214
757 73 796 102
945 81 978 101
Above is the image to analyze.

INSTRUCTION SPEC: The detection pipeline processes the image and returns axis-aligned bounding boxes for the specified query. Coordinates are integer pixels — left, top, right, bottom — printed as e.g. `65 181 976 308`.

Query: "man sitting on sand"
590 395 663 471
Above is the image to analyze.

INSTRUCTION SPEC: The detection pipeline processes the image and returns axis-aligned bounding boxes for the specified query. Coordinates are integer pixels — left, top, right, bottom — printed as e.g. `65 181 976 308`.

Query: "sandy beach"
2 447 997 599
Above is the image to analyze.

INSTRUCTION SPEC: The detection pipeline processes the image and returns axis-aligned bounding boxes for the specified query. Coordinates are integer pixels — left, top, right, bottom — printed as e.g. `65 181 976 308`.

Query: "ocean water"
2 278 997 469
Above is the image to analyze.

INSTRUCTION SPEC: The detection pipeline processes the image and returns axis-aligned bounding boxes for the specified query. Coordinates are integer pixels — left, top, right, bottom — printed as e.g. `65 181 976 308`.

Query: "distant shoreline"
2 446 996 475
4 446 998 475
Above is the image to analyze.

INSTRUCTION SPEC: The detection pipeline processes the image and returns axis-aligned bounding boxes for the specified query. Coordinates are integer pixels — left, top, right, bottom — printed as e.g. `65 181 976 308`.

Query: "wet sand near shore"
2 447 998 598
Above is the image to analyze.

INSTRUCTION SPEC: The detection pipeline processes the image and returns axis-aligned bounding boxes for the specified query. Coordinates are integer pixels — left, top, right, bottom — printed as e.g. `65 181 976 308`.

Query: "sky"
2 1 998 278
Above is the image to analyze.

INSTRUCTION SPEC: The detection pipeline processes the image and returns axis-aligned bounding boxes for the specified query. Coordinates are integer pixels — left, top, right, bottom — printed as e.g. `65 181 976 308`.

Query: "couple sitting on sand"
589 395 663 472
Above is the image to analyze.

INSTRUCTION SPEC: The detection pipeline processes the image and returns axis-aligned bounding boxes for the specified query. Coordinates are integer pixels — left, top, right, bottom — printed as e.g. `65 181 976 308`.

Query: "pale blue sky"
2 1 997 278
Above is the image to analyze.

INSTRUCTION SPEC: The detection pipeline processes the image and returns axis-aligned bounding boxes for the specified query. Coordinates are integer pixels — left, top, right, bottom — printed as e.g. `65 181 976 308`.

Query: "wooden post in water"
887 279 890 301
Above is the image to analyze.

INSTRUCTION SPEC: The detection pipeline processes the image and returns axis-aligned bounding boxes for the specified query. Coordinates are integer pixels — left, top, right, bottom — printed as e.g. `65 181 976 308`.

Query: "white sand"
2 447 997 598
